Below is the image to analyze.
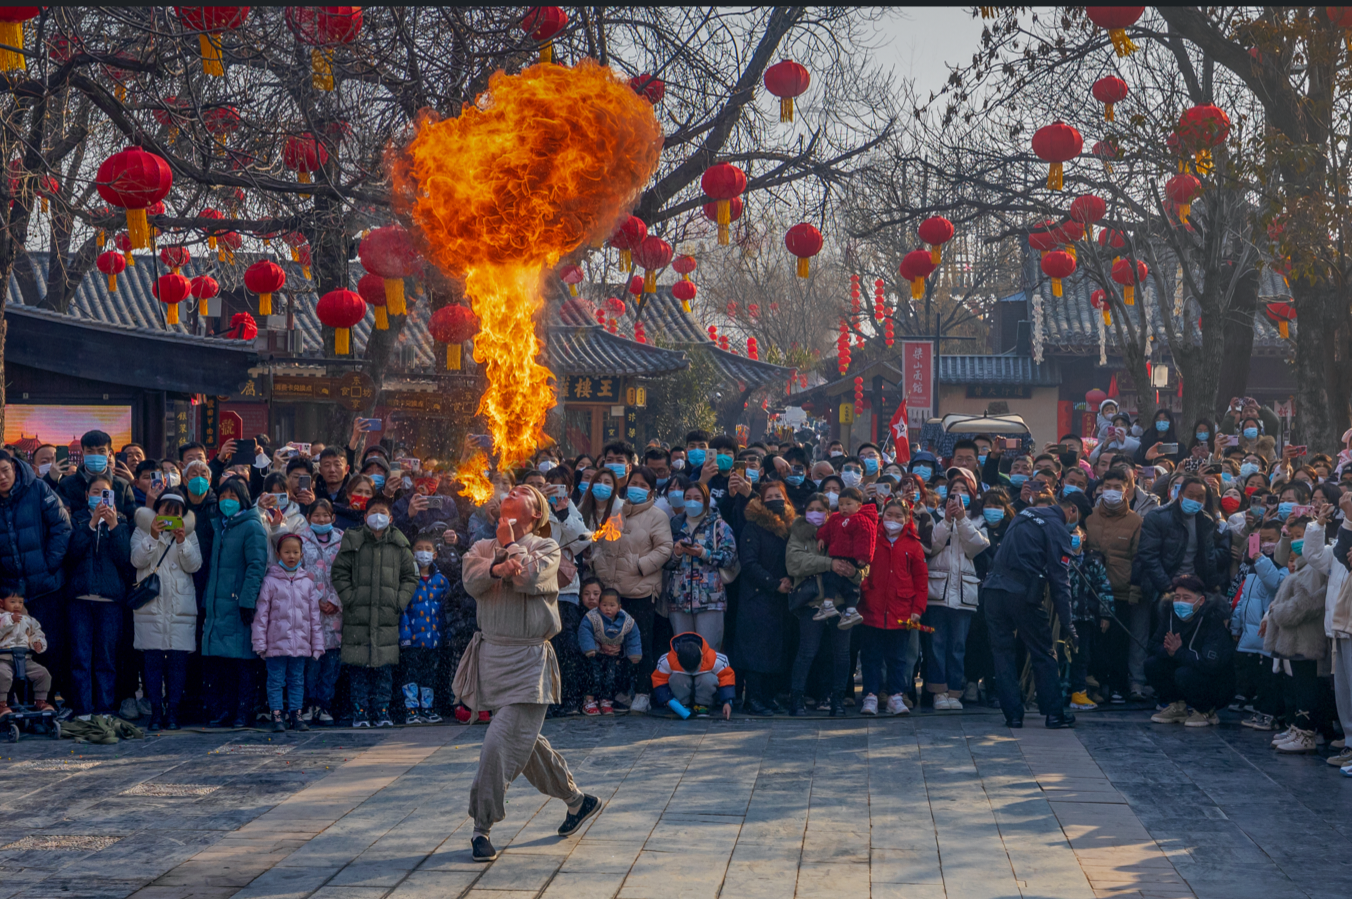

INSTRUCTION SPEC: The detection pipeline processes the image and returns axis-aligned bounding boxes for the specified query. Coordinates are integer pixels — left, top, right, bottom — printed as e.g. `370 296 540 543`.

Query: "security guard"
983 493 1080 728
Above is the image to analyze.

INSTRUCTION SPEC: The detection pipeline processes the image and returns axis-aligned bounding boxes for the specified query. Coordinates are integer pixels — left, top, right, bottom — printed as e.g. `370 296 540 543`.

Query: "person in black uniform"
982 493 1080 728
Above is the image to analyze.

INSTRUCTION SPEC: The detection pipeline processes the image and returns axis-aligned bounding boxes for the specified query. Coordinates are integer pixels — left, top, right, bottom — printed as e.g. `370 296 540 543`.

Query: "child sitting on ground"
651 632 735 719
1066 525 1115 711
400 530 451 724
577 587 641 715
252 533 326 732
814 486 877 629
0 591 54 717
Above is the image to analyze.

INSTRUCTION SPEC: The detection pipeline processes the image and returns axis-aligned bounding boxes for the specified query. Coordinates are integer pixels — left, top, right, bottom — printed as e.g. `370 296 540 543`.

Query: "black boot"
148 705 164 732
829 690 846 718
1045 710 1076 729
165 705 180 730
270 710 286 733
289 710 309 732
788 690 806 717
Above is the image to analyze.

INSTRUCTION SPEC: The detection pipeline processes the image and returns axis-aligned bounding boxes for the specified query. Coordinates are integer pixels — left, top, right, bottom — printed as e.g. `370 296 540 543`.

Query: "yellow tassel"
115 83 126 102
200 296 209 317
1278 321 1289 339
1104 103 1115 122
107 274 117 293
718 223 729 245
259 293 272 317
39 197 47 214
0 21 25 72
911 278 923 300
166 303 179 325
1046 161 1063 190
335 327 350 355
199 32 224 77
290 247 300 262
312 48 333 91
1108 28 1139 57
374 306 388 330
780 96 794 123
124 250 134 266
1104 161 1114 174
1052 278 1063 297
384 278 406 316
446 344 461 371
619 249 632 269
126 207 150 249
568 283 578 297
299 171 311 185
302 265 311 279
717 199 730 226
644 270 657 292
796 257 810 278
930 246 941 264
97 230 106 248
1102 308 1111 326
208 235 217 250
1124 285 1135 305
217 248 226 264
1194 149 1213 175
1086 223 1094 241
1178 202 1191 224
540 42 553 65
680 299 691 313
1066 245 1077 260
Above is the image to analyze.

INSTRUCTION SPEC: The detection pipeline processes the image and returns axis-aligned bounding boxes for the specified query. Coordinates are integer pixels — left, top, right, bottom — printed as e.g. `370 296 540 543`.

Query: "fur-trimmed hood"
745 496 796 538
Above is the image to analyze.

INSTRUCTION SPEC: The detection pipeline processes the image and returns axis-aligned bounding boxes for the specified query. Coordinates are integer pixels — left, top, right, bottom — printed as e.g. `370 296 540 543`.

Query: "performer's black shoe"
558 794 603 836
471 835 497 862
1005 717 1024 728
1045 711 1076 729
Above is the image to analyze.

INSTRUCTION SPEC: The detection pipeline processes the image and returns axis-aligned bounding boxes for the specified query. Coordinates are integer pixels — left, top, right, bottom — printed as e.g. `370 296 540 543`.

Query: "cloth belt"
451 632 553 725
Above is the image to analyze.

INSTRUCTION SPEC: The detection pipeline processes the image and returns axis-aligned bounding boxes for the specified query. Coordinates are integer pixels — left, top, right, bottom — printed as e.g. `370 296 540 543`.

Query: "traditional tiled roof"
938 354 1061 386
546 325 689 376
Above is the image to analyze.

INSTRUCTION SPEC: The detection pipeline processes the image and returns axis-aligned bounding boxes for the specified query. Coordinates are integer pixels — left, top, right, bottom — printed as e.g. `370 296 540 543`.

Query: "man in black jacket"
57 430 136 520
1145 575 1236 725
1132 475 1224 600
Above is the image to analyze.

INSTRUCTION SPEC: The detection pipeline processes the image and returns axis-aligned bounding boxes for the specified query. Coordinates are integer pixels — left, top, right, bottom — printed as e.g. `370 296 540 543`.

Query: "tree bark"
1214 264 1258 417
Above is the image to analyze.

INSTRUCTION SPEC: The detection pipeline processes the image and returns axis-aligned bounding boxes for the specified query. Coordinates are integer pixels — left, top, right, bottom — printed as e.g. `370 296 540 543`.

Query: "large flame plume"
395 60 662 500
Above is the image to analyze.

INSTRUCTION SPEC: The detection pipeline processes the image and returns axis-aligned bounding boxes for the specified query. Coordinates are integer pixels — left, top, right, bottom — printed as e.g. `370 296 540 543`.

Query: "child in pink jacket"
252 533 325 732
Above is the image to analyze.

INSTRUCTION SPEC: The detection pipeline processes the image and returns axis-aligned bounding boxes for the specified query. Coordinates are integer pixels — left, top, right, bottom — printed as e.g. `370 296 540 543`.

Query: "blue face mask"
84 454 108 473
369 474 386 489
745 468 760 483
1009 473 1028 487
1173 601 1196 621
978 454 988 466
87 496 102 510
280 560 300 572
1290 539 1305 556
1240 463 1260 478
1278 501 1295 520
606 463 627 479
786 474 805 486
715 454 734 472
591 483 613 502
863 457 879 475
655 477 669 489
936 485 948 500
1196 431 1209 442
983 508 1005 525
687 448 706 468
626 486 649 505
912 466 932 481
683 502 704 518
1155 420 1169 432
310 522 334 535
958 493 970 508
1062 484 1081 495
1243 427 1259 439
1179 497 1204 516
1221 473 1233 484
667 494 685 511
188 476 210 496
1070 534 1082 550
219 499 241 518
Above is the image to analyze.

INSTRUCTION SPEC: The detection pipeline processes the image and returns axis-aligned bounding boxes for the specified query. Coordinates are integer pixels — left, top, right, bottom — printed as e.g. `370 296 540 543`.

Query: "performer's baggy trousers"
469 702 585 836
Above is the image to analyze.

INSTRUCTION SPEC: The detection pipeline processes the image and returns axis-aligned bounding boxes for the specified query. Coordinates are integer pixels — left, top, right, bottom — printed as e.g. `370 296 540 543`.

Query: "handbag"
124 542 174 611
787 574 824 611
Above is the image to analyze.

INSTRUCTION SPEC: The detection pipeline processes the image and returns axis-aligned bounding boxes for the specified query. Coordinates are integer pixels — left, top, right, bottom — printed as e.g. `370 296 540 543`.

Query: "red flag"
888 399 911 464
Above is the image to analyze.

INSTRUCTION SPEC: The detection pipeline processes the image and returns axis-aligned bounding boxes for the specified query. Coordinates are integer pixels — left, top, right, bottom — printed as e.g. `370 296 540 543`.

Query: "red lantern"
749 303 760 319
672 279 697 313
174 6 250 77
606 296 627 316
154 272 193 326
1031 121 1083 191
428 304 479 370
918 216 955 264
357 272 388 330
316 288 366 355
609 215 647 269
629 73 664 104
708 324 718 341
559 263 584 296
1091 76 1129 121
283 133 329 185
114 232 134 266
901 250 937 300
1086 6 1144 57
763 60 810 122
632 235 673 293
1098 228 1128 250
96 251 126 293
359 225 418 316
284 6 362 90
1177 104 1230 172
297 244 312 279
159 245 191 273
198 207 225 249
95 147 173 251
520 6 568 64
1165 173 1202 224
726 301 738 317
701 163 747 245
627 275 644 297
747 336 759 360
1068 194 1106 240
1028 220 1060 257
1041 250 1076 298
0 7 37 73
244 260 286 317
1111 258 1148 305
1090 289 1111 325
1092 139 1119 173
152 96 189 137
191 274 219 317
634 320 647 344
226 311 257 340
1265 302 1297 339
216 231 242 263
673 254 697 280
784 223 823 278
202 106 241 139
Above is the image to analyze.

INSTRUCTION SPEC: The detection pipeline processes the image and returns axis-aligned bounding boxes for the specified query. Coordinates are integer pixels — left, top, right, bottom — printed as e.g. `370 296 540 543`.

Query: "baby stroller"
0 647 61 743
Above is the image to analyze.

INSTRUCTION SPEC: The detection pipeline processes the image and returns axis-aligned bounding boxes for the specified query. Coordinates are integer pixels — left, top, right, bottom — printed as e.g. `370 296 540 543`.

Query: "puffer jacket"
201 505 269 659
300 525 344 650
1133 502 1223 596
859 522 927 629
130 508 203 652
589 496 673 599
1085 499 1142 601
0 458 71 598
331 524 418 668
926 512 988 610
786 517 837 585
663 508 737 613
550 499 591 595
400 566 450 649
251 564 326 659
1263 555 1329 662
1148 594 1235 673
1229 553 1285 655
65 508 134 602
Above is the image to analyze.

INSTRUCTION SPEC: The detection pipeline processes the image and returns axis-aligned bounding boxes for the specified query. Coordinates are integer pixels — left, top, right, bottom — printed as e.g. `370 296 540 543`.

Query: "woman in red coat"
857 499 928 716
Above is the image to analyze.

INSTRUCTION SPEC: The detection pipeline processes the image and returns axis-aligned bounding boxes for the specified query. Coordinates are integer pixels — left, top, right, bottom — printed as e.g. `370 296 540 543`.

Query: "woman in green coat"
331 495 418 727
201 477 269 728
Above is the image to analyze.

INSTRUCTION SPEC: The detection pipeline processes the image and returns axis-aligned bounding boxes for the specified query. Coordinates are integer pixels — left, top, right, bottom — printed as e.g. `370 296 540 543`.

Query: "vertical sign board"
901 340 936 428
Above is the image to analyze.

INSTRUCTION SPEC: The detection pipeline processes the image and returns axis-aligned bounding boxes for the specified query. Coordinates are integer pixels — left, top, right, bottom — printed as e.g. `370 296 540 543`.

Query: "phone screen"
298 475 311 491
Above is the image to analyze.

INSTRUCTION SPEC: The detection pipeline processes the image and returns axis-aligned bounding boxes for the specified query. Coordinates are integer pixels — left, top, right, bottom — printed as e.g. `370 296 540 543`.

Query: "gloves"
239 607 255 627
667 698 691 720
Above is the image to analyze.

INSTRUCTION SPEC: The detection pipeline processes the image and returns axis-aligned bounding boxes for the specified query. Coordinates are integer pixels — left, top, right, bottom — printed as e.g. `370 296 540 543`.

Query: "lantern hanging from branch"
316 288 366 355
191 274 219 317
629 73 664 104
359 224 418 315
520 6 567 64
1327 7 1352 52
784 222 823 278
1041 250 1076 297
296 244 312 280
701 163 747 245
632 235 672 293
159 245 191 274
153 272 193 326
1098 228 1128 250
559 263 584 296
285 6 362 91
1165 173 1202 224
173 6 250 77
672 279 697 313
1031 121 1083 190
1092 139 1118 173
901 249 937 299
96 251 126 293
1068 194 1107 241
217 231 242 265
357 272 388 329
1091 75 1129 121
429 303 479 370
1090 289 1112 326
225 311 257 340
0 7 37 72
1086 6 1144 57
1264 301 1297 339
609 215 646 269
1053 220 1084 259
1111 257 1148 305
95 147 173 251
763 59 810 122
673 254 696 281
283 132 329 186
282 230 306 262
244 260 286 317
115 232 134 266
1028 220 1060 258
918 216 954 264
701 197 743 246
747 336 759 360
198 207 225 249
1176 104 1230 174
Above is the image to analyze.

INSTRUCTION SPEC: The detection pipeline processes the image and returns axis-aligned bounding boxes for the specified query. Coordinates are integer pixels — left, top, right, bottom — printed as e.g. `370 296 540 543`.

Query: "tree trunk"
1214 264 1258 418
1288 278 1347 448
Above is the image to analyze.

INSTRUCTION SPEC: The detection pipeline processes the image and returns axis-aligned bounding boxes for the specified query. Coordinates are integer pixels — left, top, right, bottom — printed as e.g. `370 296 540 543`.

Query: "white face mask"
414 550 435 567
1100 489 1123 505
883 520 905 535
37 462 51 476
825 491 839 509
671 458 685 471
167 471 181 487
366 512 390 531
538 460 555 472
841 470 863 487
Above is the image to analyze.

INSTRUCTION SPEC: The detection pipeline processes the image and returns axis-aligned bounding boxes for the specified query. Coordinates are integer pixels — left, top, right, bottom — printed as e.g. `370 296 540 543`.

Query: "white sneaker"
934 695 952 710
836 608 864 629
1151 700 1189 724
945 696 964 710
316 708 334 724
1271 726 1295 746
1276 728 1317 753
136 697 153 718
1342 764 1352 778
630 694 651 714
886 694 909 716
860 694 878 716
299 706 314 722
813 601 840 621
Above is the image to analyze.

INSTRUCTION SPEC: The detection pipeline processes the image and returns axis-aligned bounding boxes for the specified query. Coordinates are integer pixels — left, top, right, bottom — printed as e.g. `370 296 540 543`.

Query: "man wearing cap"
456 485 600 863
1145 574 1236 726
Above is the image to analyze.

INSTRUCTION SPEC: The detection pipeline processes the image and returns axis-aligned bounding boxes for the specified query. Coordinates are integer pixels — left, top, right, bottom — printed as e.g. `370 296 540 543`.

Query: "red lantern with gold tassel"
96 251 126 293
154 272 193 326
284 6 362 91
702 197 743 246
244 260 286 317
95 147 173 251
559 264 584 296
900 249 937 299
191 274 219 317
1111 257 1148 305
1091 76 1128 121
672 279 697 314
316 288 366 355
0 7 37 72
763 60 810 122
358 273 388 330
359 225 419 316
1176 104 1230 174
633 235 673 293
918 216 954 264
1069 194 1106 241
1264 302 1296 339
1031 121 1083 191
701 163 747 245
283 133 328 186
173 6 250 77
609 215 646 269
1165 173 1202 224
785 223 823 278
159 245 190 274
1090 289 1112 326
673 254 696 281
519 7 568 64
1086 6 1143 57
429 303 479 370
1041 250 1076 297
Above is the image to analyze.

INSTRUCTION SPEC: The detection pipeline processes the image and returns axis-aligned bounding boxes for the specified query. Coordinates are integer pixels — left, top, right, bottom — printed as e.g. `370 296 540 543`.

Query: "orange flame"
592 514 624 542
394 61 662 468
456 451 495 505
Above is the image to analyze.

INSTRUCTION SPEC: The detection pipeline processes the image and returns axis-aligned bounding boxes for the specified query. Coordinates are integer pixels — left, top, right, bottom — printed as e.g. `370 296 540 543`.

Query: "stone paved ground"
2 709 1350 899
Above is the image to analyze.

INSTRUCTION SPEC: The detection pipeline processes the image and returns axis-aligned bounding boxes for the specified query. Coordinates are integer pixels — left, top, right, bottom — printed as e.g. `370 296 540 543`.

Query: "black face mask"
765 499 786 515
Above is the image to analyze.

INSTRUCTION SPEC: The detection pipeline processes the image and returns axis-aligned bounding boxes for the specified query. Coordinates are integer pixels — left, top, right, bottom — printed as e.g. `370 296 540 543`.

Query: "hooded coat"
859 520 928 629
1263 555 1329 662
1084 497 1142 601
200 491 269 659
331 523 418 668
252 563 326 659
1148 593 1235 674
299 524 344 650
589 494 673 599
0 458 71 599
734 498 796 673
130 507 203 652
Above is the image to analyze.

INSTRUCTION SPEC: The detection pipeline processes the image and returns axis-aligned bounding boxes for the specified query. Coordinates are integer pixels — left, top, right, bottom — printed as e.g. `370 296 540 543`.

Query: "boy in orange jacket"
651 632 734 719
